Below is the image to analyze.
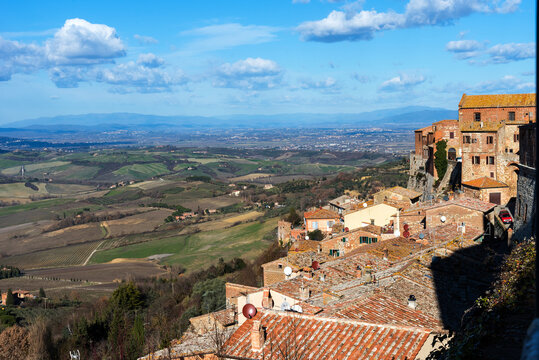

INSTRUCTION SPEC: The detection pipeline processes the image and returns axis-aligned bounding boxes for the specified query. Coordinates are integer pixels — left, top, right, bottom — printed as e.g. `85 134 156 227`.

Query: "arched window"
448 148 457 161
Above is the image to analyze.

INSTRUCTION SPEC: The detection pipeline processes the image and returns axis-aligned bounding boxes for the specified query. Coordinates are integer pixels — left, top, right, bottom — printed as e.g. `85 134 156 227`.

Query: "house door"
489 192 501 205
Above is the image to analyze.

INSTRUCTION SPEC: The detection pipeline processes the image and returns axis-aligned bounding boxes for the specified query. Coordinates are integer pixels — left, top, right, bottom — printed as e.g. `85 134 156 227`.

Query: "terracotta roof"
459 93 536 108
414 125 433 133
304 208 340 219
386 186 422 199
461 177 509 189
424 197 496 213
219 311 432 360
432 119 458 125
334 294 443 330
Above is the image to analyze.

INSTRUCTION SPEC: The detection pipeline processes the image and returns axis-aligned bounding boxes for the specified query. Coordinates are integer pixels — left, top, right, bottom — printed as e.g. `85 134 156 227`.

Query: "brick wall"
459 106 535 125
320 230 381 255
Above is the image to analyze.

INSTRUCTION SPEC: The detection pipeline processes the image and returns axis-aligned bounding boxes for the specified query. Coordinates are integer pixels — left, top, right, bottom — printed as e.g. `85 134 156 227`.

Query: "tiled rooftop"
304 207 340 219
334 293 443 330
459 93 536 109
219 310 432 360
377 186 421 199
462 177 509 189
423 196 497 213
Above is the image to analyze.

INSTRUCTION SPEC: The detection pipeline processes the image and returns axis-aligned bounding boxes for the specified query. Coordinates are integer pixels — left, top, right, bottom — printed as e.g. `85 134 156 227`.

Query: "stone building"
459 93 535 203
514 122 536 238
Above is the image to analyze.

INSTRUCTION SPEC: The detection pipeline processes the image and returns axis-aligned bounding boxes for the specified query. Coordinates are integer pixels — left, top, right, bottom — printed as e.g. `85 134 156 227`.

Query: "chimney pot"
251 320 265 352
408 295 417 310
299 285 310 300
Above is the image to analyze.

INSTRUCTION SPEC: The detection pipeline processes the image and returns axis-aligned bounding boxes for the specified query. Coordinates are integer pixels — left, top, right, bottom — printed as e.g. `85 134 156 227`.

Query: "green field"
113 163 170 180
0 198 73 216
90 218 278 270
1 161 70 175
0 182 50 198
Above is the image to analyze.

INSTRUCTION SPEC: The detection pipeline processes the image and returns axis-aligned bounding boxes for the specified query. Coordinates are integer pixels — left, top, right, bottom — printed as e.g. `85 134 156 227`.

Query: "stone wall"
459 106 535 124
514 165 536 240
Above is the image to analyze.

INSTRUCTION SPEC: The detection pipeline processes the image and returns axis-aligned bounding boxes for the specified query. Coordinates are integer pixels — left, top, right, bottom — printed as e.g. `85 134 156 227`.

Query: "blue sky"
0 0 536 123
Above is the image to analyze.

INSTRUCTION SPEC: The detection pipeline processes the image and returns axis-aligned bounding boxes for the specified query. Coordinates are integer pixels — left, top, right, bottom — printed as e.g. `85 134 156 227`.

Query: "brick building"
459 93 535 204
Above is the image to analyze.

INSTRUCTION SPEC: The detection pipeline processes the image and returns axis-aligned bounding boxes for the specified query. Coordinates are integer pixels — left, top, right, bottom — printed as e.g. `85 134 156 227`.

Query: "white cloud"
298 77 339 92
180 23 280 54
297 0 521 42
214 57 283 90
468 75 535 93
379 73 425 92
446 39 535 63
133 34 158 45
45 18 125 65
488 42 535 63
446 39 486 59
137 53 165 68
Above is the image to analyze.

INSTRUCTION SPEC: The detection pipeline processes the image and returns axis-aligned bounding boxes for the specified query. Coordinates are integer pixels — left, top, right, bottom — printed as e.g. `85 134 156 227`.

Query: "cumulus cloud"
0 19 186 93
446 39 535 63
45 18 125 65
468 75 535 93
214 57 282 90
298 77 339 92
133 34 158 45
488 42 535 63
297 0 520 42
446 39 486 59
379 73 425 92
136 53 165 68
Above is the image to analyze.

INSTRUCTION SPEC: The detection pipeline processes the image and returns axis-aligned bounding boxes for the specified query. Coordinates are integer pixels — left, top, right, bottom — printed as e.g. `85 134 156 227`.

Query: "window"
487 156 495 165
329 249 340 257
474 112 481 121
463 135 471 144
508 111 515 121
490 172 494 178
371 238 378 243
312 221 318 230
472 156 480 165
327 220 335 228
449 132 454 139
370 219 375 225
472 138 477 143
514 134 520 142
510 149 513 153
487 136 494 144
278 264 283 269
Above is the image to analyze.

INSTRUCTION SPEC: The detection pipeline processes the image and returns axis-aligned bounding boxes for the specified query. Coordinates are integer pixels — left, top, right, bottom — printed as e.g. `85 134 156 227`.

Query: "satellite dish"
242 304 257 319
311 261 320 270
291 304 303 313
440 216 446 223
419 233 425 239
281 299 290 311
403 224 409 231
403 230 410 238
284 266 293 276
305 236 309 240
363 203 368 208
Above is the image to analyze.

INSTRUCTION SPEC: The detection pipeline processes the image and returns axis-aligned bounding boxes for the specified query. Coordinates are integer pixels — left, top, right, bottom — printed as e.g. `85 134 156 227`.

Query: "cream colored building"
343 203 400 235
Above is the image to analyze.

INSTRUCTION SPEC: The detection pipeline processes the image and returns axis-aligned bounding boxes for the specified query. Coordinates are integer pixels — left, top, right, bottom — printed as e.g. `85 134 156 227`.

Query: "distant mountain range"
2 106 456 132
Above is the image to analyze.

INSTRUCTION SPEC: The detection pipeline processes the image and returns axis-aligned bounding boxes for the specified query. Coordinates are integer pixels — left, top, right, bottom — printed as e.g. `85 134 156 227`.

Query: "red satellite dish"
403 224 409 231
403 230 410 238
242 304 257 319
312 261 320 270
344 227 349 232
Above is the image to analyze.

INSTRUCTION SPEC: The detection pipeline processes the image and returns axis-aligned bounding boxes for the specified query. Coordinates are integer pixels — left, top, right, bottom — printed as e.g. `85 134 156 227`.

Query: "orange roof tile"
424 197 496 213
219 311 432 360
334 294 443 330
461 177 509 189
459 93 536 108
304 208 340 219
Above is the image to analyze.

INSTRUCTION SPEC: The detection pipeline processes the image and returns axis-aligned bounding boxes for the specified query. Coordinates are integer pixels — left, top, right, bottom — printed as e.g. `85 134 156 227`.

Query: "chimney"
408 295 417 310
251 320 265 352
355 265 363 279
299 285 310 300
383 248 389 261
319 272 326 282
261 289 273 309
317 244 322 253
